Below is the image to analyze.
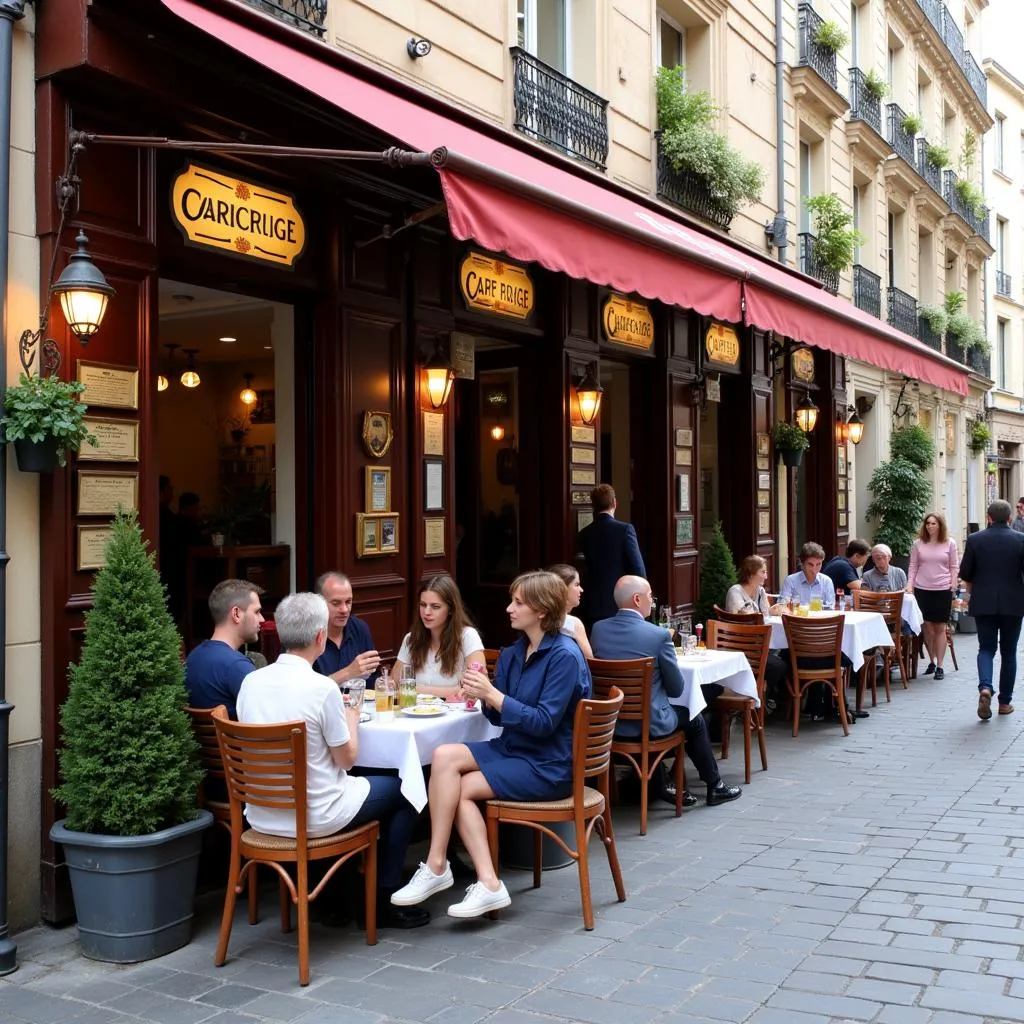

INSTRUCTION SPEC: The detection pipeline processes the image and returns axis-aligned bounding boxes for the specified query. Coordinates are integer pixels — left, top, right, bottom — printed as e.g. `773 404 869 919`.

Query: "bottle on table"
695 622 705 649
835 589 844 611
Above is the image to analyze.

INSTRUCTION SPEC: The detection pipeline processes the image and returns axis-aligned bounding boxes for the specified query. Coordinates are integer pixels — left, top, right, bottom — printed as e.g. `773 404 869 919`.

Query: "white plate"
359 712 372 723
401 705 448 719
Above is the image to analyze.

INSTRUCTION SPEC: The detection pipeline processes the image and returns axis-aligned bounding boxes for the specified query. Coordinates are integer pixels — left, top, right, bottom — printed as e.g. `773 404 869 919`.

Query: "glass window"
518 0 567 73
799 141 811 233
659 15 685 70
996 114 1006 172
999 319 1008 391
850 1 859 65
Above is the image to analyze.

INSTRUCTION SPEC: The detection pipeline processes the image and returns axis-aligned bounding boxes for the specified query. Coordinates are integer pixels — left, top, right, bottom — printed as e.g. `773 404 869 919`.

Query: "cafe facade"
19 0 974 926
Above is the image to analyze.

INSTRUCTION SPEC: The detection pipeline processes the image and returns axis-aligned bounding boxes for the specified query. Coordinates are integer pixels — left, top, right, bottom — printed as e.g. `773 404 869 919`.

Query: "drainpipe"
0 0 25 977
774 0 787 266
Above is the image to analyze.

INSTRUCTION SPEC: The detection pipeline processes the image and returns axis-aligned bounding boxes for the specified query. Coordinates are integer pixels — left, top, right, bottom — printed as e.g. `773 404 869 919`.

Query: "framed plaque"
758 511 770 535
757 489 770 508
571 425 595 444
838 492 846 510
364 466 391 514
424 459 444 512
77 471 138 516
76 524 113 571
675 428 693 447
571 489 591 506
79 417 139 462
379 514 399 554
838 512 848 528
577 510 594 532
756 456 770 471
676 448 693 467
361 410 393 459
423 411 444 456
757 471 771 491
756 433 770 456
676 473 690 513
356 513 380 556
675 515 693 546
571 468 596 486
570 446 596 465
837 449 847 476
76 361 139 410
424 517 445 556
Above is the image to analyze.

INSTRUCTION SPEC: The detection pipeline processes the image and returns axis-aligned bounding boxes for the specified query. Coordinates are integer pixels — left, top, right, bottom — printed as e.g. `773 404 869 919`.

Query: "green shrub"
967 418 991 455
863 68 888 100
890 424 935 471
774 420 810 452
954 177 986 220
2 373 97 466
52 509 202 835
901 113 923 136
805 193 865 274
814 21 849 53
925 143 951 169
694 521 738 627
918 303 948 336
866 425 935 558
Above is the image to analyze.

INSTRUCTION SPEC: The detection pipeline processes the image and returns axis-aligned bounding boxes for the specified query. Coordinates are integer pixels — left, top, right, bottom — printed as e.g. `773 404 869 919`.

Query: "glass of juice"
376 678 396 717
399 665 417 709
809 596 823 612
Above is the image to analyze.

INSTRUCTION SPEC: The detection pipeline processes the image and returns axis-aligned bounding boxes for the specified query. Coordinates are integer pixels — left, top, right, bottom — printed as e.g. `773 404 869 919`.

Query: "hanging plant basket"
14 436 62 474
780 448 805 469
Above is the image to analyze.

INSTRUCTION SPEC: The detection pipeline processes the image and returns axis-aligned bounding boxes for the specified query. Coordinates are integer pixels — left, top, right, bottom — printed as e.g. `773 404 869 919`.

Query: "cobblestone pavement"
5 632 1024 1024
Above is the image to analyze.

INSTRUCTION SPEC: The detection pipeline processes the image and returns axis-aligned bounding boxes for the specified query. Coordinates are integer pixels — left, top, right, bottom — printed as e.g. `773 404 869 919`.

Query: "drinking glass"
809 596 823 612
343 677 365 710
798 603 810 617
685 635 697 655
375 677 396 716
399 664 417 709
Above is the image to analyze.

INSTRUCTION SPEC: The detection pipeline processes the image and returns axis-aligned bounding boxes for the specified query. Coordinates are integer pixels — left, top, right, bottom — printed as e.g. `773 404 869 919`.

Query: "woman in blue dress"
390 570 591 920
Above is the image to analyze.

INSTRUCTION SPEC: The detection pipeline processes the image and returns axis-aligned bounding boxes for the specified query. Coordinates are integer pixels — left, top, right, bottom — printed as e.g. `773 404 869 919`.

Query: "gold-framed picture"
364 466 392 513
675 428 693 447
424 518 445 557
571 468 596 486
76 360 139 411
571 425 595 444
757 489 770 508
838 491 846 510
356 513 381 557
570 446 596 465
577 510 594 532
756 456 770 471
76 524 113 571
77 470 139 516
758 511 770 536
362 410 393 459
837 449 847 476
79 417 139 462
379 514 399 554
756 433 770 457
838 511 848 528
676 448 693 466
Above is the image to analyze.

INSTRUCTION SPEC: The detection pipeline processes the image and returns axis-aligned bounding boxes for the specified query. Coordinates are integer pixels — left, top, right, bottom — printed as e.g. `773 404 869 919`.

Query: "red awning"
161 0 969 396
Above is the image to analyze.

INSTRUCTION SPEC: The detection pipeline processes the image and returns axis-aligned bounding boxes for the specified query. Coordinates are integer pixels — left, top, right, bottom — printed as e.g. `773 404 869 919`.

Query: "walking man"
958 499 1024 720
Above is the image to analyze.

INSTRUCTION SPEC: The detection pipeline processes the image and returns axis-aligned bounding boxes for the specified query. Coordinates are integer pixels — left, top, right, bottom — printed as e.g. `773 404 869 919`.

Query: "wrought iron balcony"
947 331 991 376
886 103 916 166
997 270 1012 297
917 314 942 351
799 232 839 295
242 0 326 36
915 0 942 35
848 68 882 135
942 169 988 238
915 138 943 197
797 3 838 91
853 264 881 319
963 51 986 108
887 285 918 337
510 47 609 171
911 1 986 108
655 143 733 229
939 4 965 69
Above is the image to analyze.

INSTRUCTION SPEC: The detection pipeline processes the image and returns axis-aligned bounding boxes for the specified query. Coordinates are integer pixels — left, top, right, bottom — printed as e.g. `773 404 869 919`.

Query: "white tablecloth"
902 592 923 635
356 708 501 812
766 611 893 672
670 648 760 717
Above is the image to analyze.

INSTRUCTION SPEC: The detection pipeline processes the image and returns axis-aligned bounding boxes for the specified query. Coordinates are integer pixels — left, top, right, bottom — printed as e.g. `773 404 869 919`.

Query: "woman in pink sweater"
907 512 959 680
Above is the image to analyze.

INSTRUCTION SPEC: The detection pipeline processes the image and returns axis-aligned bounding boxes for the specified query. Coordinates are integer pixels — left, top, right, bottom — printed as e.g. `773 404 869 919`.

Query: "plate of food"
401 704 448 719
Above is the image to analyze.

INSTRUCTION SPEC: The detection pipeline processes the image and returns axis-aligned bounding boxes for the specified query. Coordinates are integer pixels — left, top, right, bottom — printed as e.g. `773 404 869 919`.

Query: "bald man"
591 575 740 807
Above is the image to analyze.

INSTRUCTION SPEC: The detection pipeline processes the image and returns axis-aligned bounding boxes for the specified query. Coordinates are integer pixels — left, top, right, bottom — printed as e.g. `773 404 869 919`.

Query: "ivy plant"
656 65 764 222
1 373 97 466
814 21 849 54
805 193 865 274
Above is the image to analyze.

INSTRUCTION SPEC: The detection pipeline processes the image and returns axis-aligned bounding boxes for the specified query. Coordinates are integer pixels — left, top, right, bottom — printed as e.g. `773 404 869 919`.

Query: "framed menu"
79 417 139 462
77 524 113 571
424 518 445 556
77 471 139 515
423 411 444 456
76 361 139 411
571 468 597 486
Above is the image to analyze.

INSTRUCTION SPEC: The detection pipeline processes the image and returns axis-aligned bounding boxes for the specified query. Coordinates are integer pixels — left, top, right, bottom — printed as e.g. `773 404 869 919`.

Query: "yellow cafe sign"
459 252 534 319
171 163 306 267
704 322 741 369
602 294 654 350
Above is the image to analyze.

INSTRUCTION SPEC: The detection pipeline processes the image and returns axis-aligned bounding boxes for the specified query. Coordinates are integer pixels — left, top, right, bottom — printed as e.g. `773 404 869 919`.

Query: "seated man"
823 539 871 598
314 571 381 684
591 575 740 807
780 542 836 608
862 543 908 594
185 578 264 719
237 592 427 929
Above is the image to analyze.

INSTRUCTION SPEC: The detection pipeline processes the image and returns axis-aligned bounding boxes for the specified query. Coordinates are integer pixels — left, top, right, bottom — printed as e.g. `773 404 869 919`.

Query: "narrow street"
4 634 1024 1024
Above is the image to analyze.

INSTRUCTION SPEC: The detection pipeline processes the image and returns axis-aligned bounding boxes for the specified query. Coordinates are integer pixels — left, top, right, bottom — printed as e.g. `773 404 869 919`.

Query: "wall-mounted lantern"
423 345 455 409
795 391 818 433
574 363 603 426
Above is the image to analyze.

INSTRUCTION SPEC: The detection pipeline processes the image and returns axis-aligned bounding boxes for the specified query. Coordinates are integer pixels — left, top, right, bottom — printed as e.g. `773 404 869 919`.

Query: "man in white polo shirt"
237 592 427 929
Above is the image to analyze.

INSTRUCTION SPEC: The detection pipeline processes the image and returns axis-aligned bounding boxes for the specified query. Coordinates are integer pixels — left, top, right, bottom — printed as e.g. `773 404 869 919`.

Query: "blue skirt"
467 737 572 802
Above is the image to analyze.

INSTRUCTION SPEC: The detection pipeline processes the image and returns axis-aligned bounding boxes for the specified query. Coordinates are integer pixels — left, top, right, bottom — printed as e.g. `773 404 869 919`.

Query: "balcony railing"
797 3 838 91
887 285 918 337
510 47 609 171
853 264 881 318
942 169 988 238
915 138 943 197
912 1 986 107
916 0 942 34
848 68 882 135
242 0 327 35
799 232 839 295
886 103 916 166
917 314 943 351
996 270 1012 297
947 332 991 376
963 52 987 108
939 4 965 68
655 143 733 229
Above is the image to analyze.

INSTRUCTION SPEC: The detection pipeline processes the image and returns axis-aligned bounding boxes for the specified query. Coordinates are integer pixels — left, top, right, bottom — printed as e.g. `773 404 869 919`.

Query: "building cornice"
984 59 1024 105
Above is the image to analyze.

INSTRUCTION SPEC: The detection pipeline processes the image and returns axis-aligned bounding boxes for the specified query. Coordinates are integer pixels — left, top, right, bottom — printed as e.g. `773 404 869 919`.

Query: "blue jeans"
347 773 419 890
974 614 1023 705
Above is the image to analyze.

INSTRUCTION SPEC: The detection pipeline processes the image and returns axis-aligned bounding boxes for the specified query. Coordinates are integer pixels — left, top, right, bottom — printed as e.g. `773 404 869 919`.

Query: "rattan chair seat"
488 787 604 813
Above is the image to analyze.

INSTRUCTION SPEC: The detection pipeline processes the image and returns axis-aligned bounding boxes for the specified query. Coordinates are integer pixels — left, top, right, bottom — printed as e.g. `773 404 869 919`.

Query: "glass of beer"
809 596 823 612
375 678 396 717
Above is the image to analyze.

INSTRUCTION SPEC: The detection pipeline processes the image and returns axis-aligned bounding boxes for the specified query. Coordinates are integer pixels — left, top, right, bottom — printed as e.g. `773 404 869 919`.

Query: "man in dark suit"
959 499 1024 720
577 484 646 625
591 575 741 807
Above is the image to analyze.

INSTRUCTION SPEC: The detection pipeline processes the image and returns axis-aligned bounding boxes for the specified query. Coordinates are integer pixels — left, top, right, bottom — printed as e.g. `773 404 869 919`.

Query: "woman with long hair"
392 574 484 698
908 511 959 680
390 571 590 919
547 563 593 658
724 555 786 616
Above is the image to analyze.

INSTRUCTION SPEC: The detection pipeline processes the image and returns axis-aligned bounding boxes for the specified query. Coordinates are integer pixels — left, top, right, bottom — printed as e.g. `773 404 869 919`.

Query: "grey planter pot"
779 448 805 469
50 810 213 963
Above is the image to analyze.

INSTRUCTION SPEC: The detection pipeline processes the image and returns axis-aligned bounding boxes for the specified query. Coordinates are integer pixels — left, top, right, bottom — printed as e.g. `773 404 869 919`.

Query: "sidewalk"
4 632 1024 1024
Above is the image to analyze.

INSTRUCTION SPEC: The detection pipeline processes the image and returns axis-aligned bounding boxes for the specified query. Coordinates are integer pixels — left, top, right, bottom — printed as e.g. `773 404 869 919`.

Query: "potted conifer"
50 509 211 962
1 372 97 472
774 420 810 468
694 521 738 628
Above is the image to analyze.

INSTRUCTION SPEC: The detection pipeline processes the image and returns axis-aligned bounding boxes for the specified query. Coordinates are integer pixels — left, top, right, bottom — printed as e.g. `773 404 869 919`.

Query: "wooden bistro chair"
781 614 849 737
483 648 501 677
852 589 908 705
587 657 685 835
706 620 772 784
713 604 765 625
185 705 232 834
485 687 626 930
211 708 379 987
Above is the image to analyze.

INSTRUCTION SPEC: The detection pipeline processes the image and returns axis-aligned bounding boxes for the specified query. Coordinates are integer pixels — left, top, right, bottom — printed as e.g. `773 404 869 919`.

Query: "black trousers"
669 707 720 786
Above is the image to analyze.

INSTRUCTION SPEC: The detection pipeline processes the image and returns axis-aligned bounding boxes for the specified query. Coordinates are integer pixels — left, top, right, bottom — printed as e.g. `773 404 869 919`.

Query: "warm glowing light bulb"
240 386 258 406
180 368 201 388
157 374 169 392
490 423 506 441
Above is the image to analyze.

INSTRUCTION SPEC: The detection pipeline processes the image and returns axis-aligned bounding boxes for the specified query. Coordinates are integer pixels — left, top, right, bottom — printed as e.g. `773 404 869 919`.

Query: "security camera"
407 37 432 59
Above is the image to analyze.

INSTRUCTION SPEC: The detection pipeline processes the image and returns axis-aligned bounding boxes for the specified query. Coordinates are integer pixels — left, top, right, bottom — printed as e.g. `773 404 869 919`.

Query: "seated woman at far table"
725 555 787 617
392 574 484 700
548 562 594 658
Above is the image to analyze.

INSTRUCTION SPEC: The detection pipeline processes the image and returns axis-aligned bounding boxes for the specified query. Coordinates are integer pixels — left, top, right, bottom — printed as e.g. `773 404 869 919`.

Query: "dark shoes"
978 689 993 721
924 661 936 675
706 781 742 806
378 904 431 929
657 783 699 808
848 708 869 719
933 667 945 680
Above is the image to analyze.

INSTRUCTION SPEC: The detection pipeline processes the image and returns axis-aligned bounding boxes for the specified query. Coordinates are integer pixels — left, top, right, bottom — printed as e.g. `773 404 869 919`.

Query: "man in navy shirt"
184 579 265 718
823 539 871 598
314 572 381 683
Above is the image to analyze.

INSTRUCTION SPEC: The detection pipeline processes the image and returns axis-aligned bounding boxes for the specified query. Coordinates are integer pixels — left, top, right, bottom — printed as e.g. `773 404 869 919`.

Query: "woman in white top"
724 555 786 617
548 563 593 658
393 574 484 698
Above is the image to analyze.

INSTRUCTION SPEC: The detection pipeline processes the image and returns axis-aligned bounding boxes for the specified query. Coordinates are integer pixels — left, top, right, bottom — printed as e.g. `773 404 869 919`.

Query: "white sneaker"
447 880 511 919
390 862 453 906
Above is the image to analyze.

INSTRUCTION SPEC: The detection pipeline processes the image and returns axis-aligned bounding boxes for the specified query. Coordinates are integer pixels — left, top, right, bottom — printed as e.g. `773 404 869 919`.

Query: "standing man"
577 484 646 626
1011 498 1024 534
314 572 381 684
184 579 264 718
591 576 740 807
958 499 1024 720
822 539 871 597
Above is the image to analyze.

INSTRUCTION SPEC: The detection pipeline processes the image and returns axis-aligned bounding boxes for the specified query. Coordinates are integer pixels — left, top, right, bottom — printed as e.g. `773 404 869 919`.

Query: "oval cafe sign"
602 293 654 350
171 163 306 267
459 252 534 319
